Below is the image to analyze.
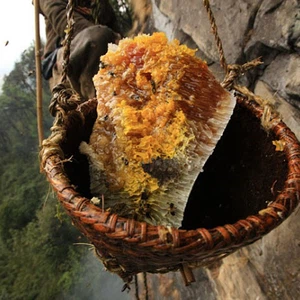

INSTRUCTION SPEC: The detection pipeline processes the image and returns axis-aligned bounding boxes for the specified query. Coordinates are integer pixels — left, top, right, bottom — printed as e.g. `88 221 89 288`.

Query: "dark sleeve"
95 0 121 34
39 0 94 38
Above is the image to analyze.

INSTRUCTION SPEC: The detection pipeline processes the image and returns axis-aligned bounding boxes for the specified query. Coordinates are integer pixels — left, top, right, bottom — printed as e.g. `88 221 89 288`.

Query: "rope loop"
222 58 263 90
49 83 82 117
202 0 263 93
48 0 82 123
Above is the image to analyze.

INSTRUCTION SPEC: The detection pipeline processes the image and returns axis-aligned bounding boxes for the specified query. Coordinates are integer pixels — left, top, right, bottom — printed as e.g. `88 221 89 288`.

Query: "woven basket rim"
41 94 300 280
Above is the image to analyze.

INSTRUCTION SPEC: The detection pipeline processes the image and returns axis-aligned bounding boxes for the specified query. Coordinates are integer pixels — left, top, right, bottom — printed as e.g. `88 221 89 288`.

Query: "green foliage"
1 197 83 300
0 46 52 155
0 44 52 241
0 157 47 241
0 44 83 299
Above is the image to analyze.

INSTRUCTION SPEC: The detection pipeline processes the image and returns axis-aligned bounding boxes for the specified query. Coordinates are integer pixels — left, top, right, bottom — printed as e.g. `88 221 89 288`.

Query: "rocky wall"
143 0 300 299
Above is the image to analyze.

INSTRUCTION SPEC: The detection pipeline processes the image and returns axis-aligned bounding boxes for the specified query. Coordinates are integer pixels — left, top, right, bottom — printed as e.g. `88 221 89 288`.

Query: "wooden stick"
34 0 44 146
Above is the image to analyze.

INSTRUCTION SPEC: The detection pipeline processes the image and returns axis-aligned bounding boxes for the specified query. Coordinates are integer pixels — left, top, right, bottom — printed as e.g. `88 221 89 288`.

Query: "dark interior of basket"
61 102 288 230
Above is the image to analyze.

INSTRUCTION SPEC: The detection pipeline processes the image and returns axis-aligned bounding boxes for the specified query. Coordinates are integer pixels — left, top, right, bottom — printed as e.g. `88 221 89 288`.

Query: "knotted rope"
48 0 82 120
221 58 263 90
42 0 82 168
202 0 263 88
202 0 279 131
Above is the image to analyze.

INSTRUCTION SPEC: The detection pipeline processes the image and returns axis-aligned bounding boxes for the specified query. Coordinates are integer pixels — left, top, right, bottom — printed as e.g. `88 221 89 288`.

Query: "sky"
0 0 46 79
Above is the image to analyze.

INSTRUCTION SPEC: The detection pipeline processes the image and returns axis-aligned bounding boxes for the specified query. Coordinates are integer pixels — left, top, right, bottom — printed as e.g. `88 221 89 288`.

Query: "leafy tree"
0 196 83 300
0 44 83 299
0 47 52 156
0 44 52 240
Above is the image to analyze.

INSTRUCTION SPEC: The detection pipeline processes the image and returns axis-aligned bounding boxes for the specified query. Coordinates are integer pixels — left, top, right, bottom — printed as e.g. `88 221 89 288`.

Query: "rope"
202 0 280 131
143 272 149 300
41 0 83 170
47 0 83 125
202 0 227 72
202 0 272 129
49 84 81 117
134 275 140 300
221 57 263 90
61 0 76 84
134 273 149 300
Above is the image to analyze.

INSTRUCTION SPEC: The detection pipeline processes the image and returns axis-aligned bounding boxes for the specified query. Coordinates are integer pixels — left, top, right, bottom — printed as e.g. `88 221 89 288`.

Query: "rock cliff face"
130 0 300 299
152 0 300 109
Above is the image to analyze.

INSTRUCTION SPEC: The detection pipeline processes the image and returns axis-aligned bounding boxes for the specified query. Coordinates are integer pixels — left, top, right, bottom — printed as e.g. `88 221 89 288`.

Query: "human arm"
39 0 94 39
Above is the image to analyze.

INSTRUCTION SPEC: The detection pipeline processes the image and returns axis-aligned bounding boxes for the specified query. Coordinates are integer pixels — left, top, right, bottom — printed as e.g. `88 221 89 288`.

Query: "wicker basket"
41 92 300 285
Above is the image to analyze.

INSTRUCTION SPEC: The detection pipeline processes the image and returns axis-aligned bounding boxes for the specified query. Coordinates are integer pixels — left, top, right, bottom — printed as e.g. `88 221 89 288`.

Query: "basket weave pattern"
41 95 300 283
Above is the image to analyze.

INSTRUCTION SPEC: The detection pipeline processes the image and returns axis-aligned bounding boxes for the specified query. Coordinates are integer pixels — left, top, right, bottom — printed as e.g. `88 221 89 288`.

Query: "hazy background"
0 1 46 86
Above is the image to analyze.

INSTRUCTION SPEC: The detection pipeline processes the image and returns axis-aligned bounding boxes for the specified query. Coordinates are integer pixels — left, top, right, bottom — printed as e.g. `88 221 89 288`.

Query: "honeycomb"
80 32 235 227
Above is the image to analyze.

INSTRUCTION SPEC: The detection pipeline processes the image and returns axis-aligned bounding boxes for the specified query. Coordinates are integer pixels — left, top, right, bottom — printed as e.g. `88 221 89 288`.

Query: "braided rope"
134 275 140 300
143 272 149 300
221 58 263 90
49 84 82 117
61 0 75 84
203 0 227 72
46 0 83 149
202 0 265 104
202 0 282 133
